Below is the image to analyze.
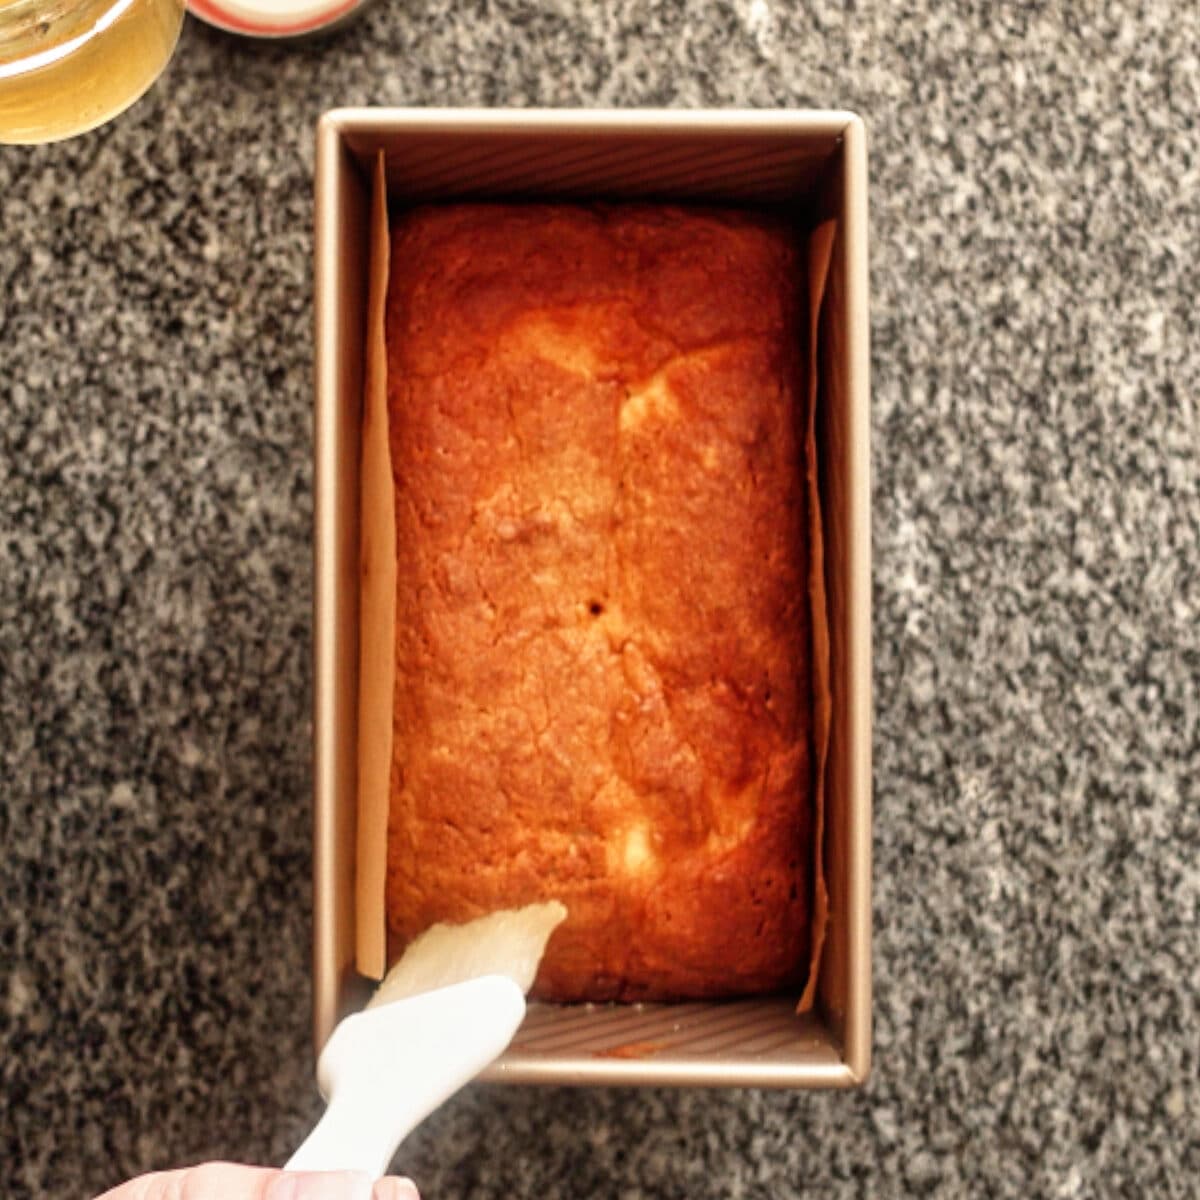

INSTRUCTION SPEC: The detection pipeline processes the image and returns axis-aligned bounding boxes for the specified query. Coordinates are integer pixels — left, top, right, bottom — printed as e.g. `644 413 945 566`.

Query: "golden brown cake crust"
384 203 812 1001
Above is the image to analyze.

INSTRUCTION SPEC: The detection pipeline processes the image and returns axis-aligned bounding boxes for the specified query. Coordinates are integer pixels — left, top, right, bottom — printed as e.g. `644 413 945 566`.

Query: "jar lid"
187 0 369 37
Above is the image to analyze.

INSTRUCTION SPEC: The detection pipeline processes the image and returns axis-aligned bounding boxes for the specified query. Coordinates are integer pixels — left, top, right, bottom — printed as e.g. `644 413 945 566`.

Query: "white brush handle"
287 975 527 1177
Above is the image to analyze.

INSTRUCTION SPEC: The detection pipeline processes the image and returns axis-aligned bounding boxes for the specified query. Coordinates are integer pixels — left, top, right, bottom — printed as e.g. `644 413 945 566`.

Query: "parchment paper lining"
797 220 835 1013
354 153 393 980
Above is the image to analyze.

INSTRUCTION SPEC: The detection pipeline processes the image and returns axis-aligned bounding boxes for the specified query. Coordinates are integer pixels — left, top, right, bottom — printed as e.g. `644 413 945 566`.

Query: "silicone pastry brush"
286 902 566 1178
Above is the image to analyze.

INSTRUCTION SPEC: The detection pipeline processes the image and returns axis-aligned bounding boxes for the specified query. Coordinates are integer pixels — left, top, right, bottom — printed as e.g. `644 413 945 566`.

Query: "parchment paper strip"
354 152 394 981
798 219 836 1015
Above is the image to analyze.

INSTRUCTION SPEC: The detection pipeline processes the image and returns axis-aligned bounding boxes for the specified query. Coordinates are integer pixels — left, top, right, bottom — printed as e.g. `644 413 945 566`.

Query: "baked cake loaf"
384 203 813 1001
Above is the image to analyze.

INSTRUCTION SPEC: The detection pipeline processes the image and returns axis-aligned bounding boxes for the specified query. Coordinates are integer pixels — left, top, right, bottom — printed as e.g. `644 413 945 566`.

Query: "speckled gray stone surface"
2 2 1198 1197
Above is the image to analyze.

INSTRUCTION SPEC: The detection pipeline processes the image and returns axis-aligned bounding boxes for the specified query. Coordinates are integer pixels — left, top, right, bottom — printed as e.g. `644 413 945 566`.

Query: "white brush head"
366 901 568 1009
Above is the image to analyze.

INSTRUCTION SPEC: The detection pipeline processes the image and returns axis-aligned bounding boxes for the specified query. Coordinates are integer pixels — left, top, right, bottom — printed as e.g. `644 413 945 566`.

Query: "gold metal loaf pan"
313 109 871 1088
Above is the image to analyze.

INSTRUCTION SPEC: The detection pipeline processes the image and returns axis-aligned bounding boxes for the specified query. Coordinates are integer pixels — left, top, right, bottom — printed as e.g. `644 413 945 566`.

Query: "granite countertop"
2 3 1198 1197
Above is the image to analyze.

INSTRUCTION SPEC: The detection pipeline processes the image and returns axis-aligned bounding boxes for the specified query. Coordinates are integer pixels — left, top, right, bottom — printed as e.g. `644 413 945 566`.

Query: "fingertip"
92 1168 184 1200
371 1178 420 1200
94 1164 405 1200
264 1170 374 1200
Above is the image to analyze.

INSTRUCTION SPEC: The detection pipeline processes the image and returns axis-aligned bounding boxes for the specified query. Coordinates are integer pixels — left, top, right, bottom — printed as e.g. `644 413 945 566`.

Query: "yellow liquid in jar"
0 0 184 144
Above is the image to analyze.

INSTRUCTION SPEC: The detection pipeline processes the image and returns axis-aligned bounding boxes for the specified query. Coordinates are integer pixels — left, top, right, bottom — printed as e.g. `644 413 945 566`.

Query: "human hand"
95 1162 420 1199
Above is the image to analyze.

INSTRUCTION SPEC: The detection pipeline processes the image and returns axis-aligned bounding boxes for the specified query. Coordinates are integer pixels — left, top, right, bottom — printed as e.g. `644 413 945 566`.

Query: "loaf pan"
313 108 872 1088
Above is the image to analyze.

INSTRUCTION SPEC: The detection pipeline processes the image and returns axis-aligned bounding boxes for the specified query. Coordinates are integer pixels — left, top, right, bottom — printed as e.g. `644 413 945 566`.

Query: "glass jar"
0 0 184 144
